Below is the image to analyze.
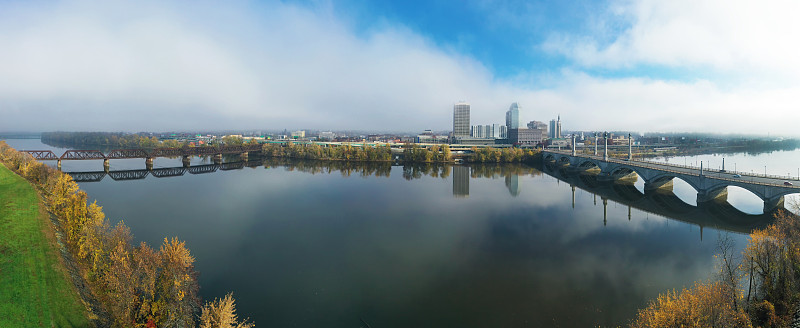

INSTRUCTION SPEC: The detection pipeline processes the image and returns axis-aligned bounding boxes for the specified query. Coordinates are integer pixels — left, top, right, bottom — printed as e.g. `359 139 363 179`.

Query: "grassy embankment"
0 163 89 327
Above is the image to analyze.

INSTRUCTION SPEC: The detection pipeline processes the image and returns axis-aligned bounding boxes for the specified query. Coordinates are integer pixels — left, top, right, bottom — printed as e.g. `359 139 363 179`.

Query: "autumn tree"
156 237 200 327
631 281 751 328
199 293 255 328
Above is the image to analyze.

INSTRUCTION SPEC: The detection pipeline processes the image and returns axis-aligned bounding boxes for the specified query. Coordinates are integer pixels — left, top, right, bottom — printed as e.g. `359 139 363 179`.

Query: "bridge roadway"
543 149 800 212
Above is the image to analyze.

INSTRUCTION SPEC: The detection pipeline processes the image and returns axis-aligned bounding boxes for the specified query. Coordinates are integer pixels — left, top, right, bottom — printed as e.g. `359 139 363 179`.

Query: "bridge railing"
636 158 800 181
543 149 800 189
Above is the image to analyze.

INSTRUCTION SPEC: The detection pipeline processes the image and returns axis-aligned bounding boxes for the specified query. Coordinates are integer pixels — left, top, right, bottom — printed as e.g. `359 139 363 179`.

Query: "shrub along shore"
0 141 253 328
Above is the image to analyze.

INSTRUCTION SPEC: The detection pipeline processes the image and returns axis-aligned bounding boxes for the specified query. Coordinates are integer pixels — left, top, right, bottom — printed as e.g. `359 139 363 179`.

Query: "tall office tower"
506 103 520 130
499 125 507 139
556 115 562 138
549 119 557 138
453 102 471 137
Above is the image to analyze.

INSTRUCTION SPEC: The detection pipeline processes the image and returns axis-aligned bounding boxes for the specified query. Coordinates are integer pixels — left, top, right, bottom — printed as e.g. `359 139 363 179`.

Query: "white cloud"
0 0 798 136
544 0 800 78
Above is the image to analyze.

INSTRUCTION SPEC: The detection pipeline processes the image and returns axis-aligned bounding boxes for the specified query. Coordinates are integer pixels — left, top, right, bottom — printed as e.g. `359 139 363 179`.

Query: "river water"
4 138 798 327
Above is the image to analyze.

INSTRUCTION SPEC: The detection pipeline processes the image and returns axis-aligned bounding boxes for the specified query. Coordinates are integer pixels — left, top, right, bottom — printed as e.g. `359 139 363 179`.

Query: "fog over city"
1 0 799 135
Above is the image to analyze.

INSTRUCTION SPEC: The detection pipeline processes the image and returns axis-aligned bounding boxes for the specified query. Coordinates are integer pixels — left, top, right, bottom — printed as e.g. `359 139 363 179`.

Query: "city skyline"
1 1 800 136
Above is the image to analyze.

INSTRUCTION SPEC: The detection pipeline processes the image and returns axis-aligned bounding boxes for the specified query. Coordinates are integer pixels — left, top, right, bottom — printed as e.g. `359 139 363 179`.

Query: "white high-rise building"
453 102 471 137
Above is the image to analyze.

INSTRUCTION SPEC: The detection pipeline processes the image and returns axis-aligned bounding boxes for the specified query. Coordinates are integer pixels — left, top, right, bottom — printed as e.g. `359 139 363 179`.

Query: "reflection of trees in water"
261 158 543 181
263 158 393 178
469 163 543 179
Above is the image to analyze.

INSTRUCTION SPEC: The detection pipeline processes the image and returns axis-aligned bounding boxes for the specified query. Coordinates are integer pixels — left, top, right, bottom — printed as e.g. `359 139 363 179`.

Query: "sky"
1 0 799 135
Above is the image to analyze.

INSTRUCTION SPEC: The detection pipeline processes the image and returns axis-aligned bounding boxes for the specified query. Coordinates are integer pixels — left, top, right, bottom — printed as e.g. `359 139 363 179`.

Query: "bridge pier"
696 187 728 204
644 179 674 192
764 196 785 213
241 152 249 161
57 159 62 170
145 157 154 171
213 154 223 165
103 158 110 172
182 156 191 168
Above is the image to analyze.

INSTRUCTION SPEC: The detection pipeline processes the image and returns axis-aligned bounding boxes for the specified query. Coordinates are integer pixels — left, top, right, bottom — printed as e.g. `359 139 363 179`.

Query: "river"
3 138 798 327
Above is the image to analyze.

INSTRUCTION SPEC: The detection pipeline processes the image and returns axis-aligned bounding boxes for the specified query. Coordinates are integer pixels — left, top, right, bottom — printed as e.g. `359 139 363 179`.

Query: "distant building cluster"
450 101 567 148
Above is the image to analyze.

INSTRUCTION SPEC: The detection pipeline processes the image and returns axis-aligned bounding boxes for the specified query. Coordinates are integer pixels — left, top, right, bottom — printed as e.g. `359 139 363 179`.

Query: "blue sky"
1 0 799 135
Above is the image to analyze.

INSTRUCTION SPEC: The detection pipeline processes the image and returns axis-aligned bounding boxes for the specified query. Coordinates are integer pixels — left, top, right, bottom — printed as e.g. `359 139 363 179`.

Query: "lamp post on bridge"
572 135 576 156
594 134 598 156
627 133 632 161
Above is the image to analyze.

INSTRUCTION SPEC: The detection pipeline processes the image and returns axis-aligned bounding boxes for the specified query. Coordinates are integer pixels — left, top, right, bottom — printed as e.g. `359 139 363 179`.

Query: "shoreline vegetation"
0 140 254 328
632 206 800 327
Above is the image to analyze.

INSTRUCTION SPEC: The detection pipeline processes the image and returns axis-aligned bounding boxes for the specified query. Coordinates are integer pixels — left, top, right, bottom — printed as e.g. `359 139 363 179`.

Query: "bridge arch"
724 185 770 215
578 160 600 170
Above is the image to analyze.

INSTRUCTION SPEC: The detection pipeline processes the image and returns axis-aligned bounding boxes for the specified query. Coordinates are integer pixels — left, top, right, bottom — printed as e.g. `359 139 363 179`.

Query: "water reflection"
452 165 469 198
67 158 775 236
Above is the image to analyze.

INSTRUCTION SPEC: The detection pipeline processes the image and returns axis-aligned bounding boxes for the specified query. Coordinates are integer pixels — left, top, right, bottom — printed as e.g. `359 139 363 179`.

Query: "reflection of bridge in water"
66 161 262 182
541 162 777 235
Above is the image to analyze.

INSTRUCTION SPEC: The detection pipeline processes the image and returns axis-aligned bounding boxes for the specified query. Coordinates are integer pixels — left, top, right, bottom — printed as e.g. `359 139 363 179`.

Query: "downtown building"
453 102 471 137
549 115 562 139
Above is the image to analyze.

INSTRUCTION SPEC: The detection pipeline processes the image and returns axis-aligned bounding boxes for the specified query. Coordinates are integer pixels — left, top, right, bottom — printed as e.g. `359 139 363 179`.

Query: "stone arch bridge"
543 150 800 212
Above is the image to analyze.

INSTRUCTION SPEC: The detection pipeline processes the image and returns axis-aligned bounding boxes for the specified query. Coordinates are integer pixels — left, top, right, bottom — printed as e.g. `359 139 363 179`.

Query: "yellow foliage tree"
632 281 751 328
199 293 255 328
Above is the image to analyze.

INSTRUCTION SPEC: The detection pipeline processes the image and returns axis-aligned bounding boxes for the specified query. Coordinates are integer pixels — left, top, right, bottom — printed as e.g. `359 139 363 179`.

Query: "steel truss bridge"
21 145 263 170
23 144 262 161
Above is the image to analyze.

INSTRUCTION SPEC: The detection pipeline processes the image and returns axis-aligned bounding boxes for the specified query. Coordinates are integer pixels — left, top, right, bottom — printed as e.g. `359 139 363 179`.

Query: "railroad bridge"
544 149 800 212
22 144 262 171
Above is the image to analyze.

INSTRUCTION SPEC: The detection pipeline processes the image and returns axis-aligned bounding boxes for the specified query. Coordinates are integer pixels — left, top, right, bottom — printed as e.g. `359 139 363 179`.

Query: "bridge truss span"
60 150 106 160
22 150 59 160
106 149 149 159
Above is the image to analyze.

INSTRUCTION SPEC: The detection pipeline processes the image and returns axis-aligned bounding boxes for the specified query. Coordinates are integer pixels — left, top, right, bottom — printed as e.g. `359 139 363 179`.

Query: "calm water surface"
5 138 796 327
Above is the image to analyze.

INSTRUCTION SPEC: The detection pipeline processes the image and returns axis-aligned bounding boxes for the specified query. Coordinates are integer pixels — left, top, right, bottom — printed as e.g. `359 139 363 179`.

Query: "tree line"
262 142 542 164
0 141 253 328
632 208 800 327
262 142 394 161
467 146 541 163
42 132 188 148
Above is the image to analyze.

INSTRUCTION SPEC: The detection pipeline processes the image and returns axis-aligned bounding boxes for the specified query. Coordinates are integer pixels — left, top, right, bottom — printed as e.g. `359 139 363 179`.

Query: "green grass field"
0 163 89 327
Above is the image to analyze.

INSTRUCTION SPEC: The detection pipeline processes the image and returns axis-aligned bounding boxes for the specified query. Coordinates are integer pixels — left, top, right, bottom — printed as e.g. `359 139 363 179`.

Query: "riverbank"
0 163 89 327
